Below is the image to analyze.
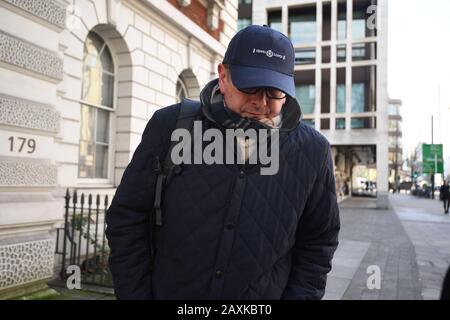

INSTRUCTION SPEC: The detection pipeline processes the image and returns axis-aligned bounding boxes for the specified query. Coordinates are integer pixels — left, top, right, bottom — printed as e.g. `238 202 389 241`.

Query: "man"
440 180 449 214
106 25 340 300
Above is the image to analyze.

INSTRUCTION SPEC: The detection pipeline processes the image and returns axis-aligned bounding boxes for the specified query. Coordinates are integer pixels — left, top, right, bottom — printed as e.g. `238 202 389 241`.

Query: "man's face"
217 64 286 121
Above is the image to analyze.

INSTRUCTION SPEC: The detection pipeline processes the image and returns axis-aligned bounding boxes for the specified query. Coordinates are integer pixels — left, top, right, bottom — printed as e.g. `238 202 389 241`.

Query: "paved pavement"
325 194 450 300
389 193 450 300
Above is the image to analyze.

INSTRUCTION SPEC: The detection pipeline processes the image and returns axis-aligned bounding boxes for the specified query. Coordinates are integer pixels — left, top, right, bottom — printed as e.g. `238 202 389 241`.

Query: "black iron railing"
55 189 113 287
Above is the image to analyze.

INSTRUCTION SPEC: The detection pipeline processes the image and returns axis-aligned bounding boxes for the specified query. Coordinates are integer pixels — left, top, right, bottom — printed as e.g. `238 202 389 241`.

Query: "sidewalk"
324 196 422 300
325 193 450 300
389 193 450 300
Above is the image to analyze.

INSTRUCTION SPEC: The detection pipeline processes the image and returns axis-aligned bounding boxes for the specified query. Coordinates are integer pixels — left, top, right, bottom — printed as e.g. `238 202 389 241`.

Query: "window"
389 136 402 148
336 118 346 130
337 85 346 113
352 10 366 39
268 10 282 33
337 44 346 62
336 68 346 113
389 152 395 163
238 18 251 31
351 83 365 113
337 0 347 41
388 120 398 131
351 117 376 129
176 78 188 103
295 48 315 65
353 0 377 39
289 6 316 45
296 85 315 115
388 104 398 115
388 152 396 165
295 70 315 115
351 118 365 129
322 2 331 41
352 42 376 61
352 66 377 113
389 137 396 148
79 32 114 179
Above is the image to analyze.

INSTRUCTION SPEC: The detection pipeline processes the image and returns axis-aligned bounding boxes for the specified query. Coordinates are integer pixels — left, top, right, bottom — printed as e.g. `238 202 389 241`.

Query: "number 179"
8 136 36 154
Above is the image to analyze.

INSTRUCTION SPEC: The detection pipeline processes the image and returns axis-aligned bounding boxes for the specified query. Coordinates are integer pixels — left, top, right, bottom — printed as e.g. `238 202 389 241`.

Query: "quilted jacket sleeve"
282 144 340 300
105 111 167 300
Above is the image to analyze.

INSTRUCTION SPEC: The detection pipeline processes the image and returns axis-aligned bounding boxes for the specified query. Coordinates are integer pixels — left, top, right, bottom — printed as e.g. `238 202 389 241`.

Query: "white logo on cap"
252 48 285 60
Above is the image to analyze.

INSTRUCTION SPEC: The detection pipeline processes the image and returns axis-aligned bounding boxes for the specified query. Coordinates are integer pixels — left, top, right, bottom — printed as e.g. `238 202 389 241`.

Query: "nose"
249 89 268 111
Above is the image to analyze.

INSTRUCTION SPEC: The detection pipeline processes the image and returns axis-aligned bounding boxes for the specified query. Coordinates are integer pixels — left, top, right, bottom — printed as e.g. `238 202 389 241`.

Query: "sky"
388 0 450 168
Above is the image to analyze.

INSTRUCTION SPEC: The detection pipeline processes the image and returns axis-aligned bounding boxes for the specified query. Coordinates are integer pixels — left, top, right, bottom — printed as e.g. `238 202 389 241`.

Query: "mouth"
242 112 267 119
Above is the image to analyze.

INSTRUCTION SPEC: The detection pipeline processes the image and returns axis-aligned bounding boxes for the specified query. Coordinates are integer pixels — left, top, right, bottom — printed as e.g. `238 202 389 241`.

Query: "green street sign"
422 144 444 174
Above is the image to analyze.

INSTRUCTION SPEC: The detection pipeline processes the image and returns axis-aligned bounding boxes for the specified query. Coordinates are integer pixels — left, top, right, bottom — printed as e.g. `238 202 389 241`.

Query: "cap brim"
229 64 296 98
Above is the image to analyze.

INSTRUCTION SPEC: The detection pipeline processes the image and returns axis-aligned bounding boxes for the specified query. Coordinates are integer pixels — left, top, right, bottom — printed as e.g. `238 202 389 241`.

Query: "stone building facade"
0 0 237 297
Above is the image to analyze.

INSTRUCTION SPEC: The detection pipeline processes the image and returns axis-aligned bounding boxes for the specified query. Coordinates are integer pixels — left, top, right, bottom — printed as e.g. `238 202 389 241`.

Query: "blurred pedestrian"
440 180 449 214
344 180 349 196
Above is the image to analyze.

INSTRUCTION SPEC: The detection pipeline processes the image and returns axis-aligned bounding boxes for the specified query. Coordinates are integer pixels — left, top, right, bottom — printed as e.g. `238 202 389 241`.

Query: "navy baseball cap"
223 25 296 98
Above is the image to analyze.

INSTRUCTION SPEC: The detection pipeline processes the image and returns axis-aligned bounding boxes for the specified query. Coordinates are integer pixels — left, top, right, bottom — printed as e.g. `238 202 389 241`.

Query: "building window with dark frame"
289 6 317 45
268 10 282 33
351 65 377 114
295 70 316 115
238 18 251 31
337 0 347 41
353 0 377 39
336 118 346 130
336 68 346 113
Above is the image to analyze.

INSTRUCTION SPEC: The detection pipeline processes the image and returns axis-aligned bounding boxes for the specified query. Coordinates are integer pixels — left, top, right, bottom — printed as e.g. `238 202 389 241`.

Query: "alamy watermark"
66 265 81 290
170 121 280 175
366 265 381 290
366 4 379 31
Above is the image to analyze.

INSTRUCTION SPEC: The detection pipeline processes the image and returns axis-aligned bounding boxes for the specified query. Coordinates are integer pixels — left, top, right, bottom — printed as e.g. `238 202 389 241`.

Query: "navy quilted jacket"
106 80 340 300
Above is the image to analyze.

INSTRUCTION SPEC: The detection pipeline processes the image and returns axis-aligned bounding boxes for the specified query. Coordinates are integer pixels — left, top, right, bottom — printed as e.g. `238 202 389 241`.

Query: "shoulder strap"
163 99 202 174
153 99 202 226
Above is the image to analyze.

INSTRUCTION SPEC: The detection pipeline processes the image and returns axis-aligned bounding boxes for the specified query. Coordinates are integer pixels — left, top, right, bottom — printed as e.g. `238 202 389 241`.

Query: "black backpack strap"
164 98 203 184
153 99 202 226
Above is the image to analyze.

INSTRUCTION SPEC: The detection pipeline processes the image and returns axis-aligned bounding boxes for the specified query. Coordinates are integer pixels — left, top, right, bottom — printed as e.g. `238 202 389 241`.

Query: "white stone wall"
221 0 238 46
0 0 66 292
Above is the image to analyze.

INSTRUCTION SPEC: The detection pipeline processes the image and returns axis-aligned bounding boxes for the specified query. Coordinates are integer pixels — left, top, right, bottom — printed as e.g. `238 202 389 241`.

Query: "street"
325 193 450 300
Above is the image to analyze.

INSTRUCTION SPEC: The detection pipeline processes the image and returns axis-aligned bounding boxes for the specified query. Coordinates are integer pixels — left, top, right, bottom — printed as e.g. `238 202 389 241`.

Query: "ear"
217 63 227 95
